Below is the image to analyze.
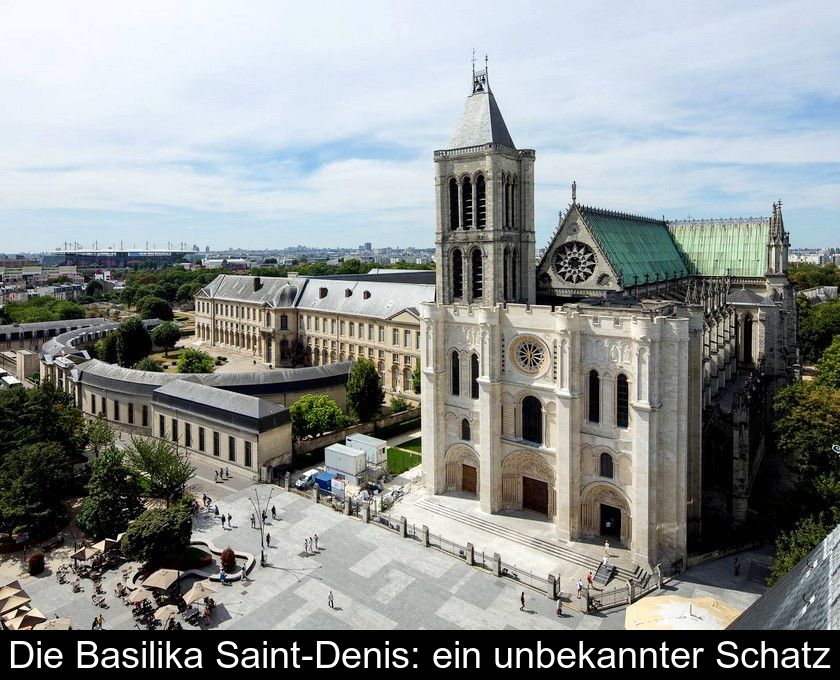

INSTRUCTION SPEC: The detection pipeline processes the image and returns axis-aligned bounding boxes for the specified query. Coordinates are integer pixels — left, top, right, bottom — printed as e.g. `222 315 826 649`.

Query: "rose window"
510 335 548 375
553 241 596 284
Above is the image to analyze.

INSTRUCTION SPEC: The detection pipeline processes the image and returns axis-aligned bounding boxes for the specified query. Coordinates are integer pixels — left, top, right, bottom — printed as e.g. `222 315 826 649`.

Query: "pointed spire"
449 55 515 149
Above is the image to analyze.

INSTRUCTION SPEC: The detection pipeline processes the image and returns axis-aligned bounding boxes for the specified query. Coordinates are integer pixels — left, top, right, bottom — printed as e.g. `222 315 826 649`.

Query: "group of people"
201 494 214 511
214 467 231 483
303 534 319 555
219 510 233 529
90 614 105 630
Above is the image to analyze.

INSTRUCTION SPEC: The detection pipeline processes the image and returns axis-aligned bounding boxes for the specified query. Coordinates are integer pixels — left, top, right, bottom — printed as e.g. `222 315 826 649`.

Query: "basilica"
419 65 798 568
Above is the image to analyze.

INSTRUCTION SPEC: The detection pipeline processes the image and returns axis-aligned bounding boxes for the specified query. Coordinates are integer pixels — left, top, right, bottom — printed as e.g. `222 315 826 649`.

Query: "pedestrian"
556 599 562 617
308 537 313 553
576 579 583 599
734 557 741 577
91 618 99 630
266 532 271 547
328 590 334 608
262 510 267 524
226 466 230 479
604 539 609 557
202 493 207 507
602 554 608 567
271 505 277 519
227 513 232 527
250 513 256 528
304 539 308 555
314 534 319 550
214 505 219 518
214 471 218 483
587 571 593 588
97 614 104 629
519 591 525 611
221 515 226 528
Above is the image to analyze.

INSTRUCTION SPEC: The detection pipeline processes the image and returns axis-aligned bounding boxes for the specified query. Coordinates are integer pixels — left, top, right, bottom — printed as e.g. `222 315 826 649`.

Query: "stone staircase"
414 496 651 584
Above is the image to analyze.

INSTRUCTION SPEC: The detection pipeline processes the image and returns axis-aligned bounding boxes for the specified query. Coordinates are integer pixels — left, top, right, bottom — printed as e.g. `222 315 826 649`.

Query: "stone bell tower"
434 58 536 307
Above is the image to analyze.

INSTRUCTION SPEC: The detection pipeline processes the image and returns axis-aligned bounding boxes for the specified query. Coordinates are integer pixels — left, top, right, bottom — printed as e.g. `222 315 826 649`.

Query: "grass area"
387 447 421 476
147 347 185 373
398 436 422 454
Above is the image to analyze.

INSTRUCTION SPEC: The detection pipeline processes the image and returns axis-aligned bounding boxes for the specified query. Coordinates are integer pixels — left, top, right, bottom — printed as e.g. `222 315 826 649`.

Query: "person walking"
604 540 609 557
303 539 308 555
314 534 319 550
225 466 230 479
265 532 271 547
97 614 104 629
250 513 256 529
556 600 562 617
214 471 218 483
734 557 741 577
221 515 226 529
587 571 594 588
227 513 232 527
519 591 525 611
576 579 583 599
328 590 334 608
271 505 277 519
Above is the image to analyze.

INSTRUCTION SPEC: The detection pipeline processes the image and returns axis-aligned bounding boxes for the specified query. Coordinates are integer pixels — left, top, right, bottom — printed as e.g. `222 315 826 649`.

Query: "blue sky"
1 0 838 252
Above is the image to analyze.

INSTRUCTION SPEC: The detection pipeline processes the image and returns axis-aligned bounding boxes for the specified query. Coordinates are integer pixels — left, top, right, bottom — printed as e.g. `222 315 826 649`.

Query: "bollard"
585 588 592 614
362 503 370 524
465 543 474 566
284 471 290 492
344 499 351 515
399 516 407 538
492 552 501 577
547 574 557 600
421 525 429 547
313 486 320 503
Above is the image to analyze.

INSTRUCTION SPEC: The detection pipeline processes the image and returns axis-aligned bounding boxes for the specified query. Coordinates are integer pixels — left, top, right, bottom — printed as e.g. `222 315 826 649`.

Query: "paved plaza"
4 481 768 630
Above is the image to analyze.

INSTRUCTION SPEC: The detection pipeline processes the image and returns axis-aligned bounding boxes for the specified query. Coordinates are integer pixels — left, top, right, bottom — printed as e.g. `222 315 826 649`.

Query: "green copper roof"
668 218 769 278
579 206 690 286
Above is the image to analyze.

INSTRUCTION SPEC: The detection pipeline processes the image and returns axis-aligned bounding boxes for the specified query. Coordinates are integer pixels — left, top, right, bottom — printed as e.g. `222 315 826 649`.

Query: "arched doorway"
444 444 480 496
580 483 632 545
501 451 556 518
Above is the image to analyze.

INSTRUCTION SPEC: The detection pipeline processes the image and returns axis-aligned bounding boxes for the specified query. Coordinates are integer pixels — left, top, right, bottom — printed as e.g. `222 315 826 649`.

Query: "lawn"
387 447 421 475
398 437 422 454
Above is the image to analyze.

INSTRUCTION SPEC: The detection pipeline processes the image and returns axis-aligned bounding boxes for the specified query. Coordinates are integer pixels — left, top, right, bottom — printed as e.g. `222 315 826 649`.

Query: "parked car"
294 469 319 490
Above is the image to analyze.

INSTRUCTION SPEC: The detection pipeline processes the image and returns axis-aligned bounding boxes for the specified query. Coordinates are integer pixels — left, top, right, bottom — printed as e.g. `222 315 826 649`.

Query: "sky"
1 0 838 253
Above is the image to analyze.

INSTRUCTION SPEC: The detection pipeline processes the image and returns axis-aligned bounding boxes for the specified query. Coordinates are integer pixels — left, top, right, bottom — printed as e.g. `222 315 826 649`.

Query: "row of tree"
0 296 87 324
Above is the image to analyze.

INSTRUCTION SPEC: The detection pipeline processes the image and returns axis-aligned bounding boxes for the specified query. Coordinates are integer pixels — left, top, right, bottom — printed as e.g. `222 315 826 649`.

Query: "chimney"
253 276 261 292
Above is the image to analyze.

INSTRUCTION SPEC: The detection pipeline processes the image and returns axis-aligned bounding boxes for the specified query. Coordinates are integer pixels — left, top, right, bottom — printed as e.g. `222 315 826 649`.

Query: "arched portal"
444 444 480 496
501 451 556 518
580 483 632 545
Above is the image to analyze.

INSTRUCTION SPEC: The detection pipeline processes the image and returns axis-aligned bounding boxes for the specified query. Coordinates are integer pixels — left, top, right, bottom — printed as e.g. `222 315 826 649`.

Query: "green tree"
132 357 165 372
119 505 193 564
86 280 105 299
412 357 421 394
86 413 115 457
125 436 195 504
289 394 346 440
115 317 153 368
177 348 214 373
798 296 840 362
93 332 119 363
137 295 174 321
76 447 144 539
346 357 384 422
151 321 181 356
768 513 834 586
815 335 840 390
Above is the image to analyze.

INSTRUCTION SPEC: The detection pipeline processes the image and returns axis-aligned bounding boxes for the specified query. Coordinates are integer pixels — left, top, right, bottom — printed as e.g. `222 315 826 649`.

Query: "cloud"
0 0 838 250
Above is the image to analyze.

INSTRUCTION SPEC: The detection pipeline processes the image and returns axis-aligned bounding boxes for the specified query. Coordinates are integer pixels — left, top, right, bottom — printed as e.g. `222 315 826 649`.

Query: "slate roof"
668 218 769 278
726 287 775 307
295 278 434 321
152 380 289 433
199 274 301 308
578 206 691 285
449 88 515 150
729 522 840 630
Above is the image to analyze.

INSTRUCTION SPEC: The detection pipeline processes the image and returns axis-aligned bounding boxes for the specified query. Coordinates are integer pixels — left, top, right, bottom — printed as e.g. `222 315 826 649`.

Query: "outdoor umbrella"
116 532 126 542
128 587 155 604
71 547 101 561
182 580 218 605
6 607 47 630
154 604 179 622
34 617 72 630
143 568 180 590
92 538 119 553
0 594 31 616
0 580 23 599
624 595 741 630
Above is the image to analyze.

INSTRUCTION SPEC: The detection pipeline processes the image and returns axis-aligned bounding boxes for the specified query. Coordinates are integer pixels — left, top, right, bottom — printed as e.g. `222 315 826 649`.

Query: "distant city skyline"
1 2 839 251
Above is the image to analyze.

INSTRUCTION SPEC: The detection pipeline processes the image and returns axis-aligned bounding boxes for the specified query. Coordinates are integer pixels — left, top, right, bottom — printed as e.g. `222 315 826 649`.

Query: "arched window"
461 419 471 441
462 176 473 229
511 247 518 300
522 396 543 445
616 374 629 428
313 347 320 365
470 353 479 399
471 249 483 299
451 351 460 396
743 314 754 366
588 369 600 423
279 339 289 361
403 366 412 391
502 175 509 229
509 177 516 229
452 249 463 299
280 314 288 330
503 247 510 301
391 366 399 391
600 452 614 479
476 174 486 229
449 178 459 230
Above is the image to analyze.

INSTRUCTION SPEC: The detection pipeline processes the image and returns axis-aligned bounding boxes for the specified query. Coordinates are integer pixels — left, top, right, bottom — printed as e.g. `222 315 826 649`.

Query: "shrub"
389 396 409 413
28 551 45 575
220 547 237 573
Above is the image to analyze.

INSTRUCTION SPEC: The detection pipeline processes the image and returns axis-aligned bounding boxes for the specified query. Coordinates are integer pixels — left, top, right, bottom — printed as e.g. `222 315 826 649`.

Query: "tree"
346 357 384 422
151 321 181 356
86 280 105 299
798 296 840 362
177 348 214 373
115 317 152 368
137 295 174 321
94 332 119 363
815 336 840 390
768 513 834 586
412 357 421 394
86 413 115 457
125 436 195 504
133 357 164 372
289 394 345 440
76 447 144 539
120 505 193 564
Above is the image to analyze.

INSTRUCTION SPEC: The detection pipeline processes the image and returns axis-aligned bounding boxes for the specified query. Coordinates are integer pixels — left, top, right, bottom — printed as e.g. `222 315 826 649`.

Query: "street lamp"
248 486 276 568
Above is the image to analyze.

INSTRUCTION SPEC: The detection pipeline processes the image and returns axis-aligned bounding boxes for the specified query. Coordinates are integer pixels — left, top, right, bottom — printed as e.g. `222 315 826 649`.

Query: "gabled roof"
199 274 300 308
295 279 434 321
578 205 690 286
668 217 769 278
726 287 775 307
449 78 515 150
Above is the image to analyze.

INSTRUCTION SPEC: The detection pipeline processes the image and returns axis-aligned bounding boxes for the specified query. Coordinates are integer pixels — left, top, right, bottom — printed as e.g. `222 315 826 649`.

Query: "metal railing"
499 561 551 595
590 585 629 610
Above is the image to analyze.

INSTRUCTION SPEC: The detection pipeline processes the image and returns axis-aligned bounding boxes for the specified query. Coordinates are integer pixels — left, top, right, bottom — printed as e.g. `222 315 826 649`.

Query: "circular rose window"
509 335 548 376
553 241 596 284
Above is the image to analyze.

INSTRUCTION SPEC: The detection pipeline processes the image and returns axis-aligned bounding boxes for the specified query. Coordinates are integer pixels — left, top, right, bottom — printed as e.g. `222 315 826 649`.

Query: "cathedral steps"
415 497 649 583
